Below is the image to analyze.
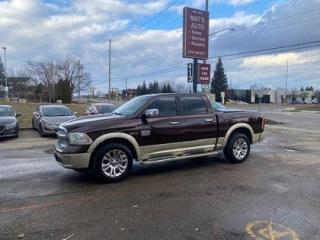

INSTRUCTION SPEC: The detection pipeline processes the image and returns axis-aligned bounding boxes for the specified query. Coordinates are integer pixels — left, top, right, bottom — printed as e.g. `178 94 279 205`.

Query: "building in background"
0 77 37 101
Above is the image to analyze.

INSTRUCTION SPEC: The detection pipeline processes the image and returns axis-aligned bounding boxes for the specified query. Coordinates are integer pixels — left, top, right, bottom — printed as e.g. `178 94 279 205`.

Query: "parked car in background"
84 103 115 115
304 99 313 104
32 105 77 137
0 105 21 138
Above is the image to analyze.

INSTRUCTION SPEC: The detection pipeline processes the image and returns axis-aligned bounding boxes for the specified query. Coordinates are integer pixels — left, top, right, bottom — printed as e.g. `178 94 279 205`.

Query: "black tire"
92 142 133 182
39 123 45 137
223 133 250 164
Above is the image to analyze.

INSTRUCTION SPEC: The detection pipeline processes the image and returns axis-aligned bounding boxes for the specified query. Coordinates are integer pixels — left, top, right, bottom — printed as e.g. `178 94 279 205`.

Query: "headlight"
5 121 17 129
44 121 55 128
68 133 92 145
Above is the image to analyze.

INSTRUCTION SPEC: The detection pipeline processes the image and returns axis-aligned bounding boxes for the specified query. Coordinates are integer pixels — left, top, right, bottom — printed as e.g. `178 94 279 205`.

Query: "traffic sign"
187 63 193 82
183 7 209 59
197 63 211 84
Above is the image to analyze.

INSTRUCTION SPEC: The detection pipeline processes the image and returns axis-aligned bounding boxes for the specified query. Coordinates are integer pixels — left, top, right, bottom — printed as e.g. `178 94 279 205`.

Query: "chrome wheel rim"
232 138 248 160
101 149 128 177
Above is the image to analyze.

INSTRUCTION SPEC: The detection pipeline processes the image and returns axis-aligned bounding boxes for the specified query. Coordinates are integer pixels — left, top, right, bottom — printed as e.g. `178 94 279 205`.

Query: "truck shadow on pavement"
60 153 231 184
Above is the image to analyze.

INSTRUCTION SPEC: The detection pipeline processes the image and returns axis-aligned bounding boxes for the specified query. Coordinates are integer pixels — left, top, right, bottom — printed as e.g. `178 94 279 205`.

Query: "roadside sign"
187 63 193 82
197 63 211 84
183 7 209 59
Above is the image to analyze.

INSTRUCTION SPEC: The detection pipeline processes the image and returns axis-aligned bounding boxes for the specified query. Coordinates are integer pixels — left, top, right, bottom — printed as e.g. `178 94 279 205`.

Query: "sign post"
187 63 193 82
183 7 209 93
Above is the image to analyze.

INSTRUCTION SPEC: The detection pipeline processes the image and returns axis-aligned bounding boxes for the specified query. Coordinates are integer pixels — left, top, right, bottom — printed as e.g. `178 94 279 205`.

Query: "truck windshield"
113 95 152 117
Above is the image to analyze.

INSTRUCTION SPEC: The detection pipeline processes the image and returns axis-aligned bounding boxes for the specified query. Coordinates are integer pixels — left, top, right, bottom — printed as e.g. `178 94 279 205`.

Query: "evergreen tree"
136 84 142 96
306 86 314 91
210 57 228 102
153 81 160 93
0 57 6 86
141 81 148 95
161 84 167 93
148 82 154 94
167 83 173 93
300 87 304 91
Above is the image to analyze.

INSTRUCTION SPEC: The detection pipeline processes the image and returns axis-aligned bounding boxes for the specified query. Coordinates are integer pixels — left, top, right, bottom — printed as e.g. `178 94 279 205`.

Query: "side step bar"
140 151 220 165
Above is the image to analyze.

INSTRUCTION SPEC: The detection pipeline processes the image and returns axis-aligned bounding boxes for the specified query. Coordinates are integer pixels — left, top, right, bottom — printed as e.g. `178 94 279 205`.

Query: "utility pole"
108 38 111 101
194 0 209 93
2 47 8 100
237 70 240 103
285 60 288 104
125 77 128 99
204 0 209 65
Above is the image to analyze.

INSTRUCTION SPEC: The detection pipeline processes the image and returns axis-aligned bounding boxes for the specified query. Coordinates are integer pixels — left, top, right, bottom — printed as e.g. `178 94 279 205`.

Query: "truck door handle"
205 119 213 122
169 121 179 125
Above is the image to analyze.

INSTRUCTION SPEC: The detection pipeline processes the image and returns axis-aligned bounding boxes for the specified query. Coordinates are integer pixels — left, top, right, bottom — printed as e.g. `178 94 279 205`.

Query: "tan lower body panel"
54 150 91 169
140 138 217 161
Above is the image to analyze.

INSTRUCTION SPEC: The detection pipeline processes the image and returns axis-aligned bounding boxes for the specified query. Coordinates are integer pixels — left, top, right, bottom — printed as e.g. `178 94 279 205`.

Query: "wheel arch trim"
87 132 141 161
222 123 254 148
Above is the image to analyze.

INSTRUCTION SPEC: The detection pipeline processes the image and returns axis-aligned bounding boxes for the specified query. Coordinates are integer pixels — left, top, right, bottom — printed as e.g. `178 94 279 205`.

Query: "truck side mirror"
141 109 159 124
145 109 159 118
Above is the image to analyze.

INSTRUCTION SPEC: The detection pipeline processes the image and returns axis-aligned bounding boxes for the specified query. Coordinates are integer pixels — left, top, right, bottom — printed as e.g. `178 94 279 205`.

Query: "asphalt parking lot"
1 107 320 240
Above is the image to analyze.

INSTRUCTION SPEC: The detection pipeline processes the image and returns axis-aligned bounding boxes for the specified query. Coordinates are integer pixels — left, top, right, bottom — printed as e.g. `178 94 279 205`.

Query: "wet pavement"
0 110 320 240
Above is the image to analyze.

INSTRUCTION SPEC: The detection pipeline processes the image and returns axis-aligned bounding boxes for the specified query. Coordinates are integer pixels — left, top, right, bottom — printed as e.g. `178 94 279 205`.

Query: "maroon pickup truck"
54 93 265 182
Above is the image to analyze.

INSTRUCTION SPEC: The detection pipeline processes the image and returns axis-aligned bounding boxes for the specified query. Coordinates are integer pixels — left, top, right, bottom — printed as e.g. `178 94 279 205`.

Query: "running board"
140 151 220 165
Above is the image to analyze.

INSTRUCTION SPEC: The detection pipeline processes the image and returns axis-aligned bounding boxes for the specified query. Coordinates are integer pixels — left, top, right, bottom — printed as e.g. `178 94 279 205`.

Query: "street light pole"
2 47 8 100
108 38 111 101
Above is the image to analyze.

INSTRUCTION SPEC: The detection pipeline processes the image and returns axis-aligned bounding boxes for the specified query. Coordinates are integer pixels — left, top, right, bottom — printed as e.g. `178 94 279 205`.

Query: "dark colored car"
0 105 21 138
54 93 265 182
32 105 77 137
84 103 116 115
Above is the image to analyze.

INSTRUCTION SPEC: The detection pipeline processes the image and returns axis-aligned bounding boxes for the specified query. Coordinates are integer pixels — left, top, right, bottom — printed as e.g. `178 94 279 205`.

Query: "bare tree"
57 55 91 102
27 59 58 102
27 55 91 103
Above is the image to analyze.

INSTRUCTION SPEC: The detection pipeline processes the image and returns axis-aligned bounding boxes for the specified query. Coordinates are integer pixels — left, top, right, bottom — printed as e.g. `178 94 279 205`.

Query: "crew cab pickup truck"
54 93 265 182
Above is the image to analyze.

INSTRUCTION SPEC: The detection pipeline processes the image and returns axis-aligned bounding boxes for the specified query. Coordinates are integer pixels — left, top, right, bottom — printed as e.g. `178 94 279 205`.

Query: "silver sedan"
32 105 76 137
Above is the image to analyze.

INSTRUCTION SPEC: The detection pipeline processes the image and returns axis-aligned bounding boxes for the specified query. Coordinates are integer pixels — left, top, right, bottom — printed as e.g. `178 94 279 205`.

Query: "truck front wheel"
92 143 133 182
224 133 250 163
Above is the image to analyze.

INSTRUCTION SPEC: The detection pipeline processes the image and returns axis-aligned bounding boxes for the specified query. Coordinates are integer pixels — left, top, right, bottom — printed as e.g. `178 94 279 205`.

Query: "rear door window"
180 96 208 115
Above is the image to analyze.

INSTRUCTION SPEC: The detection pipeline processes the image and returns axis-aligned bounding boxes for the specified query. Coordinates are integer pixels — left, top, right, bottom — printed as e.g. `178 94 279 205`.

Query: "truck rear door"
179 95 218 153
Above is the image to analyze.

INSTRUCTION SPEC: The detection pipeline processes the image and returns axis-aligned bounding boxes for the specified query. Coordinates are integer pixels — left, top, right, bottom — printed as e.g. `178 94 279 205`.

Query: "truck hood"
60 113 123 132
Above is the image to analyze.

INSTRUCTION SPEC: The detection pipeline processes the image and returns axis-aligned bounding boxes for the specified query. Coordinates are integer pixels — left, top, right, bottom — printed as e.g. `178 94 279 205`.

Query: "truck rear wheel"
92 143 133 182
224 133 250 163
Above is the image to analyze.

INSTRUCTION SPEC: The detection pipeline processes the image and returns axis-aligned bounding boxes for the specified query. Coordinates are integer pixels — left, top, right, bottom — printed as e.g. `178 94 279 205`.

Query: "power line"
114 40 320 80
113 0 192 50
208 40 320 59
112 8 320 73
113 0 182 49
